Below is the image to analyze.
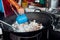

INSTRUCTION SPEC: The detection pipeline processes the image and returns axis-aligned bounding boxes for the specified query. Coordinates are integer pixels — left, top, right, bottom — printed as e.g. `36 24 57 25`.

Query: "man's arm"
7 0 24 14
8 0 21 9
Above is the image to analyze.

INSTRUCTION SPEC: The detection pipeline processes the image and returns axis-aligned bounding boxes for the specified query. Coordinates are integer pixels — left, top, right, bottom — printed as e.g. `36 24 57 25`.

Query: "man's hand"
17 8 24 15
30 2 35 6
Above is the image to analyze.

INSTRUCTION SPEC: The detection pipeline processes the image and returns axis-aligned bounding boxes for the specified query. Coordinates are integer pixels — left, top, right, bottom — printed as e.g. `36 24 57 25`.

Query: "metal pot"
0 12 53 37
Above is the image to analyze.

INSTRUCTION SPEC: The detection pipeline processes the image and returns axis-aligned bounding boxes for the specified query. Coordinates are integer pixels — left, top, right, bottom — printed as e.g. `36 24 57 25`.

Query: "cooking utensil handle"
0 20 15 31
10 4 19 16
34 9 41 12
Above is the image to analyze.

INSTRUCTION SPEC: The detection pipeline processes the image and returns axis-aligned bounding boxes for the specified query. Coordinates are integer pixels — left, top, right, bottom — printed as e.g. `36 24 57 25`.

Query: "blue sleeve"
0 0 4 13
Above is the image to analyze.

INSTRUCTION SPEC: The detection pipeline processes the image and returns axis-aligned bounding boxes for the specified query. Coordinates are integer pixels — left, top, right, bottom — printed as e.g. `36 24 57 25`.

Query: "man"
3 0 24 17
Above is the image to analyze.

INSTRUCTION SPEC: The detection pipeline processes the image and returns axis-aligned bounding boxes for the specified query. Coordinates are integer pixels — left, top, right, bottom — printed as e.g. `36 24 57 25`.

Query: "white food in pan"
12 20 43 32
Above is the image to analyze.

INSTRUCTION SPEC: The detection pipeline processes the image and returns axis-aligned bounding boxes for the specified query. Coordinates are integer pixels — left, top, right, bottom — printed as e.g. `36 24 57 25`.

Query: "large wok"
1 12 55 37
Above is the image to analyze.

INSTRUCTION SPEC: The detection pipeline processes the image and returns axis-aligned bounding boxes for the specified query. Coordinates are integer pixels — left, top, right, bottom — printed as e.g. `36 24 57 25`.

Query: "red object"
2 0 15 17
27 0 35 5
27 0 35 2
